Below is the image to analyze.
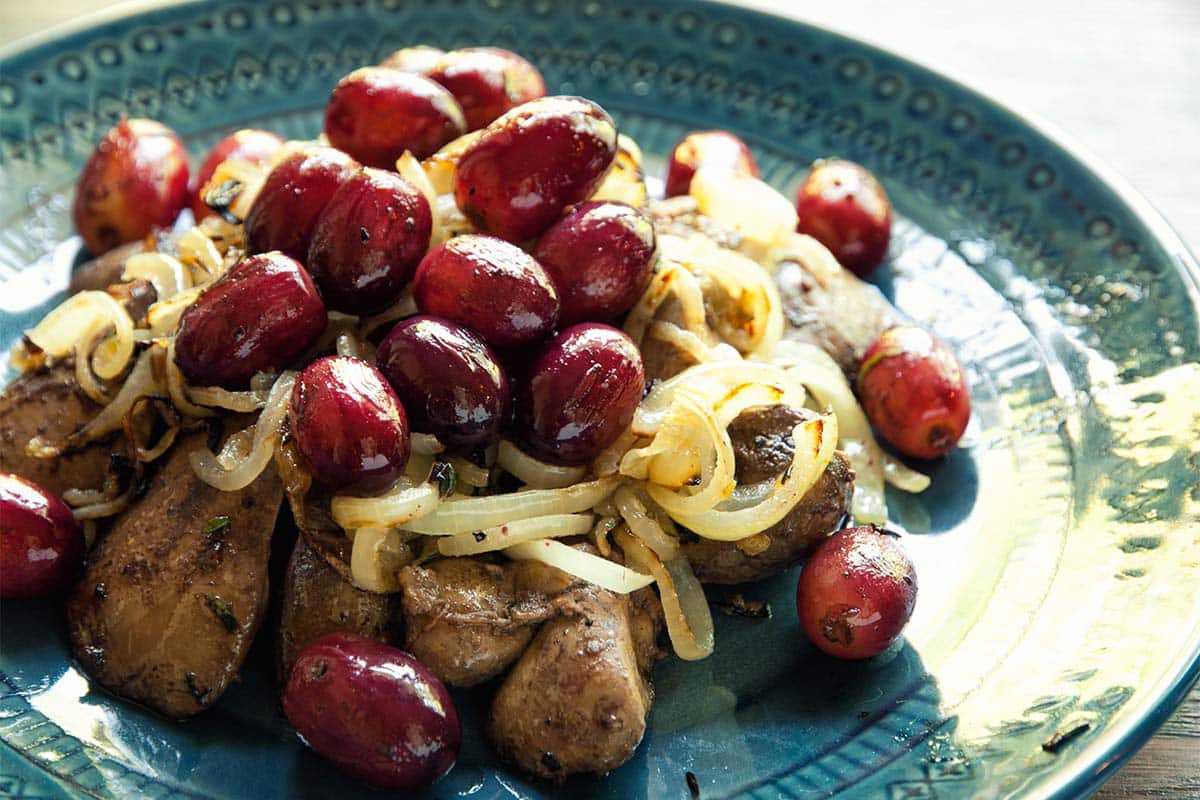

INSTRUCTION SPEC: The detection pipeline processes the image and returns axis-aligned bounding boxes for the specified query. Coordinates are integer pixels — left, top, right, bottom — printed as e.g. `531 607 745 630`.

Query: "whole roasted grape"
174 252 327 388
244 146 359 261
516 323 645 465
379 44 445 74
797 526 917 659
289 356 410 494
307 168 432 314
72 118 190 255
191 128 284 220
533 201 656 325
454 96 618 242
664 129 760 198
427 47 546 131
413 234 559 349
857 326 971 459
0 473 84 598
376 316 510 451
283 633 460 791
324 67 466 167
795 158 892 277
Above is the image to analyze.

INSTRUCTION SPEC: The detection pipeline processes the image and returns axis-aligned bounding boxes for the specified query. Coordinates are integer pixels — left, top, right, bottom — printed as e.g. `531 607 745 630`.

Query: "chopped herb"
431 461 457 497
714 593 771 619
1042 722 1090 753
204 178 244 223
540 752 561 773
202 515 232 536
206 595 239 632
472 530 487 542
686 770 700 797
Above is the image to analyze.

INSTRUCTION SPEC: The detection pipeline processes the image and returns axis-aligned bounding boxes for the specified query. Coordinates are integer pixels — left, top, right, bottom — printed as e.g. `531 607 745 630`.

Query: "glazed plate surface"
1 1 1198 798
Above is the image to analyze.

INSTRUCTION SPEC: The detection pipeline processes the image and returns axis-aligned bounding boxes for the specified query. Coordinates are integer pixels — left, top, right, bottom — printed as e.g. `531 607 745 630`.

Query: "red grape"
413 234 559 349
516 323 645 465
307 167 432 314
427 47 546 131
174 252 327 388
72 118 190 255
244 146 359 261
857 326 970 459
795 158 892 277
324 67 466 167
454 96 618 242
289 356 410 494
664 129 759 198
191 128 284 220
533 201 656 325
0 473 84 598
379 45 445 74
797 526 917 659
376 316 511 451
283 633 460 791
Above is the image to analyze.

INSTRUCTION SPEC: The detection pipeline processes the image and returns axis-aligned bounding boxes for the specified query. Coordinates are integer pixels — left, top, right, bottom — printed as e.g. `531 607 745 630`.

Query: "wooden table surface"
2 2 1198 798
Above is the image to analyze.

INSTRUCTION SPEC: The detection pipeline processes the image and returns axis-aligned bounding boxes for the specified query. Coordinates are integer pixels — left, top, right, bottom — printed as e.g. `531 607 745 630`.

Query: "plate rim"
1 2 1198 799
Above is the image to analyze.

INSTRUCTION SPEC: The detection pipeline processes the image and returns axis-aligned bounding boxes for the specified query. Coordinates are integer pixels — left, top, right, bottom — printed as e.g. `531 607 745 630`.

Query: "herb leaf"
202 515 232 536
206 595 239 632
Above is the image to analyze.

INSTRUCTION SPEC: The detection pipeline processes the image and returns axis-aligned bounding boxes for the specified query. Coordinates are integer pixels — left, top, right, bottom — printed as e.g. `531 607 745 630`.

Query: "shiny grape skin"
663 129 760 198
190 128 284 220
413 234 560 349
857 326 971 459
288 356 410 494
0 473 84 598
516 323 645 466
533 201 657 326
323 67 466 167
72 118 190 256
375 315 511 452
307 168 433 315
174 252 328 389
378 44 445 74
283 633 460 791
796 526 917 660
244 146 359 261
454 96 618 242
795 158 892 278
427 47 546 131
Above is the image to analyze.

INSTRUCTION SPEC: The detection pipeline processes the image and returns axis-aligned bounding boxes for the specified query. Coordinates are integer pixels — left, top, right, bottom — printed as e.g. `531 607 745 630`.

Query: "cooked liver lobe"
0 366 111 497
488 584 663 781
66 431 283 719
681 404 854 584
398 557 574 688
277 536 401 684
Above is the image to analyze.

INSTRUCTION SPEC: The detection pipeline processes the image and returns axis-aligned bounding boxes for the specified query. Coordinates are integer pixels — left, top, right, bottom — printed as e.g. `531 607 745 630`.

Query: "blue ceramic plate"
1 2 1198 798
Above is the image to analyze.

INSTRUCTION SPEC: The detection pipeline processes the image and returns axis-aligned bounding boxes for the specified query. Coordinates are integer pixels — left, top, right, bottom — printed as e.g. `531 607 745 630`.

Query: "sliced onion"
769 231 843 286
176 226 225 281
624 262 709 347
122 252 191 301
165 338 215 418
690 167 798 253
615 528 714 660
590 514 620 557
187 384 267 413
359 289 417 336
74 330 113 404
349 527 411 593
633 360 807 436
71 491 135 521
666 412 837 541
592 428 641 478
497 440 587 489
643 391 736 516
437 513 594 557
647 320 722 365
395 151 440 235
411 433 445 456
422 130 484 194
331 479 441 530
614 485 680 560
773 340 929 523
189 371 296 491
504 538 654 594
26 291 135 380
403 477 620 535
447 457 490 489
335 331 374 361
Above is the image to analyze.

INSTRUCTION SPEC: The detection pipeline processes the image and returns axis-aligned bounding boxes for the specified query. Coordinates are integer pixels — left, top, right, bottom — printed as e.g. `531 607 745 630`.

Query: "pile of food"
0 44 971 790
